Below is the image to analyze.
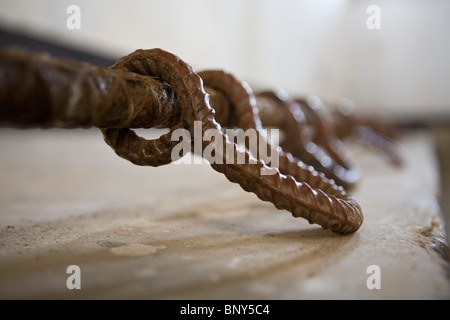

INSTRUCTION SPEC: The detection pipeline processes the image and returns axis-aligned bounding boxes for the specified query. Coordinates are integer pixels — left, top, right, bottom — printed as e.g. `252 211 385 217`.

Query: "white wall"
1 0 449 117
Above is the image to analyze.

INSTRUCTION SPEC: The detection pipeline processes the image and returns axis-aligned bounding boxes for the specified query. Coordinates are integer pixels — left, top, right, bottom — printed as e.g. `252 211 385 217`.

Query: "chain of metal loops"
0 47 402 233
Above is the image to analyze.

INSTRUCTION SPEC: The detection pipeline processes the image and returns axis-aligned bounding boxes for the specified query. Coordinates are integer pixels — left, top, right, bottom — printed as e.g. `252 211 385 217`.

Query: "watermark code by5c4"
180 304 270 317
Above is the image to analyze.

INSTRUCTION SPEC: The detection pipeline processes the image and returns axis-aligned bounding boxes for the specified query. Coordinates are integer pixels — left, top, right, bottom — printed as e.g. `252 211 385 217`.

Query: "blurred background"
0 0 449 235
0 0 449 119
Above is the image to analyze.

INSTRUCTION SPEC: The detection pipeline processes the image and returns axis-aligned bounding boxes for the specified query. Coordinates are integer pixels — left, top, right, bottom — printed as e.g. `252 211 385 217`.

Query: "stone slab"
0 128 448 299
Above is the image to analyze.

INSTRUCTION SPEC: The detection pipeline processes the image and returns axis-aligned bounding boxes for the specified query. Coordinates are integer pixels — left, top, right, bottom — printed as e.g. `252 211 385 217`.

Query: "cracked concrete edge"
414 217 450 278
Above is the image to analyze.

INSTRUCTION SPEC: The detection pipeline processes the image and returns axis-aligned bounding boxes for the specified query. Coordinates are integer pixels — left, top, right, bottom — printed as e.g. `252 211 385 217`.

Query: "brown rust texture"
0 47 370 233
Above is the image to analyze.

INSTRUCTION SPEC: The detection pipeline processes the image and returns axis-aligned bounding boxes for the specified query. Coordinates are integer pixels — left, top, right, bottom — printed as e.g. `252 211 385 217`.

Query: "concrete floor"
434 127 450 242
0 128 449 299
